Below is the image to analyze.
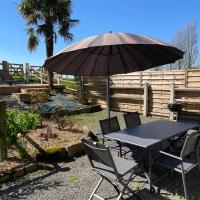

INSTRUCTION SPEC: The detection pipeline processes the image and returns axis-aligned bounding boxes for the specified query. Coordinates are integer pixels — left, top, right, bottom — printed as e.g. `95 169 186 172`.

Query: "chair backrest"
123 112 141 129
177 111 200 125
180 130 200 158
99 116 120 135
81 138 118 177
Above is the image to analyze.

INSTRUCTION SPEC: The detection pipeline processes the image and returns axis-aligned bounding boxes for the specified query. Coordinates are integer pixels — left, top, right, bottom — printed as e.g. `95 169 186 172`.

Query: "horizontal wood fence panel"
83 69 200 117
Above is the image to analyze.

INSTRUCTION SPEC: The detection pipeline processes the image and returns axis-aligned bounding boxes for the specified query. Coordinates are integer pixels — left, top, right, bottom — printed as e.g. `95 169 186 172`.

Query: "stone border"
0 126 93 184
0 141 86 184
0 163 38 183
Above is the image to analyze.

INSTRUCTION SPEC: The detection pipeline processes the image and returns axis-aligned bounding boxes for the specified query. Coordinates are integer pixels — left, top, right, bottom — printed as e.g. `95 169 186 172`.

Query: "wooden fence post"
40 70 43 84
0 100 7 162
184 69 188 88
169 83 175 120
25 63 30 83
2 61 9 83
143 83 148 117
57 74 60 85
79 76 83 98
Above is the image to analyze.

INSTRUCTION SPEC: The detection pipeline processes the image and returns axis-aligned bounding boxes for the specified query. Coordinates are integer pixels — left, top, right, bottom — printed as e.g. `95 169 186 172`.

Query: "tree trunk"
0 100 7 162
45 23 54 90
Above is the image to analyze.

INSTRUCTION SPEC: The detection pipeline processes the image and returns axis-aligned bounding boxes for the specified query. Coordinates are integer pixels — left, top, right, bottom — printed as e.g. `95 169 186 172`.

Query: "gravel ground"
0 156 157 200
1 111 200 200
1 155 200 200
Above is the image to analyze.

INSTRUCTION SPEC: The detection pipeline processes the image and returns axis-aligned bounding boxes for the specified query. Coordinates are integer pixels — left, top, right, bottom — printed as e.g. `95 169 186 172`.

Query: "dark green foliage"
16 139 28 159
52 114 73 131
18 0 79 87
6 109 41 145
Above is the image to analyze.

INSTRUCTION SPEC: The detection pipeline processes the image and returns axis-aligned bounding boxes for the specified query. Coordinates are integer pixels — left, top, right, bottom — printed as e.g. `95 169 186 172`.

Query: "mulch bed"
0 120 89 173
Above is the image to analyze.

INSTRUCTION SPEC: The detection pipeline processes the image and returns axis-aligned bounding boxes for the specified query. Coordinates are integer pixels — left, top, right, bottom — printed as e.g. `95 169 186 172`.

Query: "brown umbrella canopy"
44 32 184 76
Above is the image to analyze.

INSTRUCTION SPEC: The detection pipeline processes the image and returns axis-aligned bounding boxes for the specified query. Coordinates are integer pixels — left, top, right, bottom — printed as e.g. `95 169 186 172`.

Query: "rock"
25 163 38 174
66 143 84 158
36 146 67 162
13 168 25 178
0 174 10 183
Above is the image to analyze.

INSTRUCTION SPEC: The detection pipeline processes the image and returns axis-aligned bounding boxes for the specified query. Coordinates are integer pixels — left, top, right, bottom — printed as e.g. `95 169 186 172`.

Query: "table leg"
148 151 155 193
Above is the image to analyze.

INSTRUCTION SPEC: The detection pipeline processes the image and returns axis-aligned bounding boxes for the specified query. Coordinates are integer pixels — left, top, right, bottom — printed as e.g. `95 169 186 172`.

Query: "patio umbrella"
44 32 184 118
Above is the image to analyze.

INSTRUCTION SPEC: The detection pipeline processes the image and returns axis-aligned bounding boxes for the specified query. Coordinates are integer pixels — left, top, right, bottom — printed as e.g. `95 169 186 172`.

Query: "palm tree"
18 0 79 89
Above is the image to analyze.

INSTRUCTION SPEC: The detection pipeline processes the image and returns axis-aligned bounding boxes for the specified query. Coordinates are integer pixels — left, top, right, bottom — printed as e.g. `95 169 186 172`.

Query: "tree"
171 20 199 69
18 0 79 89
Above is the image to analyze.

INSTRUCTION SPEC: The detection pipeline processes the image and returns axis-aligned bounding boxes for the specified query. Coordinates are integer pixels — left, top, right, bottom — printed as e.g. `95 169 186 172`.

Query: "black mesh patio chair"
99 116 131 157
177 111 200 125
123 112 141 129
81 138 141 200
123 112 144 158
171 111 200 151
156 130 200 200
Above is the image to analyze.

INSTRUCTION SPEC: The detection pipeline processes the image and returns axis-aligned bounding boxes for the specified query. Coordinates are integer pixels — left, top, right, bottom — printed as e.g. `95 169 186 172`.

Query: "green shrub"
6 108 41 145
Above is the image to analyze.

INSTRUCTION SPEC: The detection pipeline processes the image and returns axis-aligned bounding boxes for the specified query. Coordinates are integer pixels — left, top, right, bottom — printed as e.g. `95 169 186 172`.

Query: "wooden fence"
0 60 77 93
82 69 200 118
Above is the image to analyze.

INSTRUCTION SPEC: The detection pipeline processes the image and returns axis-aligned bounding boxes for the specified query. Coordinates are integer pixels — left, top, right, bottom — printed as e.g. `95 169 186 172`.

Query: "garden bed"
0 119 91 183
26 120 89 157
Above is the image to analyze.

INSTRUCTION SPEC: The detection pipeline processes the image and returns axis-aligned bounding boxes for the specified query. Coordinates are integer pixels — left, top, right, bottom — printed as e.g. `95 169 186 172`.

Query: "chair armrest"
159 151 182 161
93 132 103 136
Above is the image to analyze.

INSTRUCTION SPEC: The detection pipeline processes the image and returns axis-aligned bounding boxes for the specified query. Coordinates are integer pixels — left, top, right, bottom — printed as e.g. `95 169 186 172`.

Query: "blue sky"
0 0 200 66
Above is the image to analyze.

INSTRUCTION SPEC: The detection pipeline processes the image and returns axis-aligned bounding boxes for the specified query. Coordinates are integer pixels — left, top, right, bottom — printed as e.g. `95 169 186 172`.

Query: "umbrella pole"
106 73 110 120
107 45 112 120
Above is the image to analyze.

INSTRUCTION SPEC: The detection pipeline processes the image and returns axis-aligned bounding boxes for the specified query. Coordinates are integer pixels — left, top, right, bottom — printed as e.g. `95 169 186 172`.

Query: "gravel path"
0 156 153 200
1 155 200 200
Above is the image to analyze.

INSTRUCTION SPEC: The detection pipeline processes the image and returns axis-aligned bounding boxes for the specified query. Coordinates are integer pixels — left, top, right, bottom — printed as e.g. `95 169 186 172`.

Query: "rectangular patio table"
104 119 199 191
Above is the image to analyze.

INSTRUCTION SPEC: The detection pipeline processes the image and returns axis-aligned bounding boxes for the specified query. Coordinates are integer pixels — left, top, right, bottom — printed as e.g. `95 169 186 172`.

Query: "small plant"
52 114 73 131
16 134 28 159
40 125 57 141
68 175 78 184
6 108 41 145
50 90 57 96
162 196 171 200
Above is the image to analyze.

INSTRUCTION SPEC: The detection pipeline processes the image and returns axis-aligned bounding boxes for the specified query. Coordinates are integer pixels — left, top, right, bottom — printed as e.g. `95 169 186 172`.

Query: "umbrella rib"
144 45 176 63
44 51 73 71
59 48 95 74
132 45 160 65
117 46 128 74
123 45 145 71
83 45 128 57
55 50 84 74
73 46 100 75
89 46 106 76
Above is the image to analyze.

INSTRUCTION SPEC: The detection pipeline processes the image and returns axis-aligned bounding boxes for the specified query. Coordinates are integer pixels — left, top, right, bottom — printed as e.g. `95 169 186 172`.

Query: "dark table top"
105 120 198 149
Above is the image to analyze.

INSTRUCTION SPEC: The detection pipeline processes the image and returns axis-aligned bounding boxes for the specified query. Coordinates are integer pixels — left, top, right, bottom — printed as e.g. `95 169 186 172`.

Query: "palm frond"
27 30 39 52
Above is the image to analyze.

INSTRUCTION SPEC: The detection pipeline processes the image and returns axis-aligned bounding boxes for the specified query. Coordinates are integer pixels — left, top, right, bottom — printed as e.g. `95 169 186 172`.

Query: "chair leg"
89 177 103 200
117 169 139 200
181 171 188 200
196 150 200 175
104 176 120 194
